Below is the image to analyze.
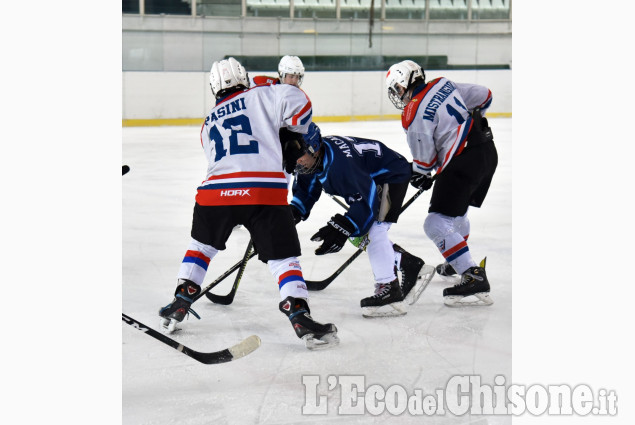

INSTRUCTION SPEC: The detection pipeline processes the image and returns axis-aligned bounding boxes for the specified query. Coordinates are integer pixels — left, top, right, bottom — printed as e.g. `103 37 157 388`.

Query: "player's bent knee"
423 213 454 242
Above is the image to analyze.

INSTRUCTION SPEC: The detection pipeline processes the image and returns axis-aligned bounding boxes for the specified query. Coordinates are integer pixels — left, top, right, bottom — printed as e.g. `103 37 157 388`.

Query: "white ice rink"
122 119 512 424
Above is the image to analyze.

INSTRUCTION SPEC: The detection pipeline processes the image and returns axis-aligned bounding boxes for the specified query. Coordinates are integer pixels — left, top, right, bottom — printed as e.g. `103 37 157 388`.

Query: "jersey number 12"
209 115 259 161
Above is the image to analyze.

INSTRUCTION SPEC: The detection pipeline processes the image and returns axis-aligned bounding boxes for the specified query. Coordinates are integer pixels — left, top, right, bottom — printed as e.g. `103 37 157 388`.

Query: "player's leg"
159 204 235 331
246 205 338 349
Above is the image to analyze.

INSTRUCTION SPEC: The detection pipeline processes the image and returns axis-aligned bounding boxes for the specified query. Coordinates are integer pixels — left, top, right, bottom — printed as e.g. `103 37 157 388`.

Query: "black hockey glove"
290 205 304 225
310 214 355 255
410 171 433 191
280 128 306 174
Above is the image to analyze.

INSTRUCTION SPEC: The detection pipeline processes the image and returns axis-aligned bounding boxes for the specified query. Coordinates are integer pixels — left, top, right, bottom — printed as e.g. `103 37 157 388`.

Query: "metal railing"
123 0 512 20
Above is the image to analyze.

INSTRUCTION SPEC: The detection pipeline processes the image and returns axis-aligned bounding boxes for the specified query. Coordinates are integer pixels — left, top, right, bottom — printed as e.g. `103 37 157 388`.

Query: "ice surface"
123 119 512 424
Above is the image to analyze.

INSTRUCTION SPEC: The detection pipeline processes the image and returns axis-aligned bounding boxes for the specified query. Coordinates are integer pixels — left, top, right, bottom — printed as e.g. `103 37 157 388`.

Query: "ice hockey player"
249 55 305 88
248 55 307 178
159 57 338 350
290 123 435 317
385 59 497 306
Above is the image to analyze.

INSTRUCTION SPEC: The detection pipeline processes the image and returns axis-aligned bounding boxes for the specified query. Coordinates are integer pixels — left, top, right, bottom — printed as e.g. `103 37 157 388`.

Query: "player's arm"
455 82 493 115
279 85 313 134
290 174 322 223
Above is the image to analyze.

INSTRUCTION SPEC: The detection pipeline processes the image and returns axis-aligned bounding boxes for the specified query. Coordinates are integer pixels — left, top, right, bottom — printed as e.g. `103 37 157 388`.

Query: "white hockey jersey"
196 84 313 206
402 77 492 175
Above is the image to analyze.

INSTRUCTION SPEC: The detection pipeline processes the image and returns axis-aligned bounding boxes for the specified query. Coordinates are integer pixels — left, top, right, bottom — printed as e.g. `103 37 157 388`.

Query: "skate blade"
362 301 407 318
444 292 494 307
303 332 340 350
160 318 181 334
405 265 435 305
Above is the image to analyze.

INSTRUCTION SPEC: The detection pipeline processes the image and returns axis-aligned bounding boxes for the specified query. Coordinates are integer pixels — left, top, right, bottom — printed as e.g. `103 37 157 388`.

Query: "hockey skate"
394 244 435 305
436 261 460 283
443 260 493 307
279 296 339 350
360 279 406 317
159 279 201 333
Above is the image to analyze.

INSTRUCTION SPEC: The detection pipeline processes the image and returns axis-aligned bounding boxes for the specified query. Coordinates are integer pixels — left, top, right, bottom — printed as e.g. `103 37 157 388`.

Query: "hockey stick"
306 185 429 291
122 313 261 364
205 240 254 305
192 248 258 303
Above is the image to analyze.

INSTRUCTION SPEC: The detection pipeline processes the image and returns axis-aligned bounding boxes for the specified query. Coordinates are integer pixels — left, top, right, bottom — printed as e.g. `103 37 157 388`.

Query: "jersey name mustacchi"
402 77 492 175
197 84 312 206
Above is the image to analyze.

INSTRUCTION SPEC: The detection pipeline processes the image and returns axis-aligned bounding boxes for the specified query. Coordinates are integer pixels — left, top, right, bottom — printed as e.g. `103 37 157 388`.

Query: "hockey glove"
290 205 304 225
410 171 433 191
311 214 355 255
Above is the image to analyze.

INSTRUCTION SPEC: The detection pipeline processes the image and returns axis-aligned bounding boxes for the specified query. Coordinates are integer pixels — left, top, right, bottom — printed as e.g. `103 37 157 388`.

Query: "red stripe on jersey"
200 122 205 148
442 240 468 258
401 78 442 130
292 99 312 125
184 250 211 264
215 89 247 107
478 90 492 108
413 157 437 169
203 171 286 182
195 187 288 206
454 119 473 157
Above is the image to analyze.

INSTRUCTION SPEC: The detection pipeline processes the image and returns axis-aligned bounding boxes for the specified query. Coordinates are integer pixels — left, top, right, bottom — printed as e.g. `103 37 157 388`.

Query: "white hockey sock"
424 212 476 274
366 222 396 284
177 239 219 286
268 257 309 300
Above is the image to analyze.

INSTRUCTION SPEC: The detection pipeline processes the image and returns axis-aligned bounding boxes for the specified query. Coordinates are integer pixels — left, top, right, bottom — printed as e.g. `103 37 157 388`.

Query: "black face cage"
295 149 323 175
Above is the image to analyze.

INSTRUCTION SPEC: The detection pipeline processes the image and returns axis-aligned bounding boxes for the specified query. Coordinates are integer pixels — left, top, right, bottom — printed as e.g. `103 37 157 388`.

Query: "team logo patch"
437 240 446 251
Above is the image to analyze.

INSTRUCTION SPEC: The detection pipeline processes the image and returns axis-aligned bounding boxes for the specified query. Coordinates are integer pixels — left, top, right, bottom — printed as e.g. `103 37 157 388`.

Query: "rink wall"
122 69 511 126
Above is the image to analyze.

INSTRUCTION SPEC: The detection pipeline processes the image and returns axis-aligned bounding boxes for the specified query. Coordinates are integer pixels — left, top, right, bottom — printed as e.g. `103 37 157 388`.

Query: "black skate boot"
436 261 457 276
393 244 435 305
443 262 493 307
279 296 339 350
436 261 460 283
360 278 406 317
159 279 201 333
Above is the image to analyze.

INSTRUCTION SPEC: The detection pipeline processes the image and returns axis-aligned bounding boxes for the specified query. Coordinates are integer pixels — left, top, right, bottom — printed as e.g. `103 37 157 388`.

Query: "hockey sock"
367 222 397 283
177 239 219 286
424 212 476 274
269 257 309 300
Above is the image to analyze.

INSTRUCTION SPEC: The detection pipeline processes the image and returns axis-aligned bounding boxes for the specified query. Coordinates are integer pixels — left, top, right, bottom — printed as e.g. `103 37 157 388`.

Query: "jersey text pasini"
209 98 247 122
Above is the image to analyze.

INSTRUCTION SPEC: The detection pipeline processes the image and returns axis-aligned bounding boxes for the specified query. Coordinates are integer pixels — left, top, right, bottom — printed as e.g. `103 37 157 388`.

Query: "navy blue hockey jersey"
291 135 411 236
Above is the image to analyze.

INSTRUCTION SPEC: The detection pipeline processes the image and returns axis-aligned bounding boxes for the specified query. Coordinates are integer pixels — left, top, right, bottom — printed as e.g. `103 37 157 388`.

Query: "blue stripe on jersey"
199 182 288 190
370 168 389 178
446 245 469 262
183 256 209 270
300 112 312 125
291 198 307 215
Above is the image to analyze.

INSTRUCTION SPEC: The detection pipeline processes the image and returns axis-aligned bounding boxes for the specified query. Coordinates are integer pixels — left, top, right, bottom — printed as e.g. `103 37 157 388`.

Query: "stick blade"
205 292 235 305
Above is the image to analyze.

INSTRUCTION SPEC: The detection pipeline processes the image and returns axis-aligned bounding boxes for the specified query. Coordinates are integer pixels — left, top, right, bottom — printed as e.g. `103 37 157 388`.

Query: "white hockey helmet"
385 60 425 109
209 57 250 99
278 55 305 87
